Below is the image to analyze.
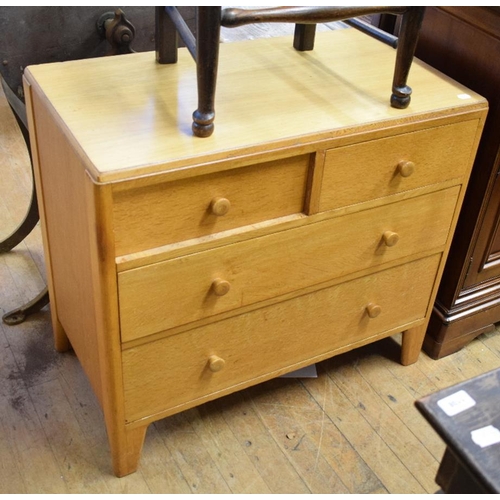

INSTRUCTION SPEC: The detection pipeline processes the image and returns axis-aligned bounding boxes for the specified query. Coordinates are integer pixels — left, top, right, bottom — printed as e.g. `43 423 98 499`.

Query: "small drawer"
118 186 458 342
319 120 478 212
122 254 441 422
112 155 310 256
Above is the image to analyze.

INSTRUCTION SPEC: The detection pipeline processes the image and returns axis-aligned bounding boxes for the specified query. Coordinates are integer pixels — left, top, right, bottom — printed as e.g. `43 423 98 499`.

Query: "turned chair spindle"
155 6 426 137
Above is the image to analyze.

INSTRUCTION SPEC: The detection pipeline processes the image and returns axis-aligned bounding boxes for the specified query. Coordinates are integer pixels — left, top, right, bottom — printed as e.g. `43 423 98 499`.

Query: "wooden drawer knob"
212 278 231 296
397 160 415 177
366 303 382 318
210 197 231 216
208 355 226 372
383 231 399 247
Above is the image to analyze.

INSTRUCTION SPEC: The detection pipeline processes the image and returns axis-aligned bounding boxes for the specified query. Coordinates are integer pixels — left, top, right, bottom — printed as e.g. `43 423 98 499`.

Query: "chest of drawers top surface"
24 28 486 183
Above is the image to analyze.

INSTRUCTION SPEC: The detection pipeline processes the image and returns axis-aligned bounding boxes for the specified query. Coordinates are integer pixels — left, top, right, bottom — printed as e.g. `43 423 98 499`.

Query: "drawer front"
118 186 458 342
122 254 441 422
112 155 310 256
319 120 478 211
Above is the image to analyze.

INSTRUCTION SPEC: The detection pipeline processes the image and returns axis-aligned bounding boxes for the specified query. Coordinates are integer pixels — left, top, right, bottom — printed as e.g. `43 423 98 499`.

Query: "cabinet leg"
109 424 148 478
52 316 71 353
401 323 426 365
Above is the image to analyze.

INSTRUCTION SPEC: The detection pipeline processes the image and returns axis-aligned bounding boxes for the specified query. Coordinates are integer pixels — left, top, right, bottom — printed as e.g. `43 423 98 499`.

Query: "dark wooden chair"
155 6 426 137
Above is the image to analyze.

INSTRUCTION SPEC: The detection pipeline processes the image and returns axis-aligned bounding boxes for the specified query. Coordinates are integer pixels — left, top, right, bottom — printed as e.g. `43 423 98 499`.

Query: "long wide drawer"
118 186 459 342
122 254 441 422
319 120 478 211
112 154 310 256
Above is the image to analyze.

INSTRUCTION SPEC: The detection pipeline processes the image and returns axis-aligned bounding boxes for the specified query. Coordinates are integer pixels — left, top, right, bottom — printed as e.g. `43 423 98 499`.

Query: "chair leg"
192 7 221 138
155 6 178 64
293 24 316 51
390 6 425 109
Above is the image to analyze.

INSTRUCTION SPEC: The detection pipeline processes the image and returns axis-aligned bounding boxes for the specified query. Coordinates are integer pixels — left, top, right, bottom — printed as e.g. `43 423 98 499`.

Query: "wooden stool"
155 6 425 137
415 368 500 493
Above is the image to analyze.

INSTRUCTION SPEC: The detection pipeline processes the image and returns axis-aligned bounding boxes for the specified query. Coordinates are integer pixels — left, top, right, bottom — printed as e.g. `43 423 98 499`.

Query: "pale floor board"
1 36 500 493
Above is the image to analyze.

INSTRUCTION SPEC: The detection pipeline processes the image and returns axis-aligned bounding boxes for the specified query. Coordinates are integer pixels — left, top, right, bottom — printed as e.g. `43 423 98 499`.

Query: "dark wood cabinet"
413 7 500 357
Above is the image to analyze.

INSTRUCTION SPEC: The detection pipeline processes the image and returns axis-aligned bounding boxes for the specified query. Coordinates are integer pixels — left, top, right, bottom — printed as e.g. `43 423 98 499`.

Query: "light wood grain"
26 81 101 378
210 196 231 216
0 324 66 493
320 119 479 211
19 22 488 480
205 393 312 493
181 404 272 494
2 24 498 494
398 160 416 177
302 365 427 493
122 255 440 422
23 29 486 182
112 154 309 256
118 188 457 342
243 378 386 493
22 80 67 352
115 178 462 272
351 345 446 461
329 359 439 492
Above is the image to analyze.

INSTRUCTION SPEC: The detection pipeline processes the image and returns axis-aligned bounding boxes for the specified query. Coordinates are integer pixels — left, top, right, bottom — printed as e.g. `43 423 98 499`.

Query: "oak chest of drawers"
23 29 487 476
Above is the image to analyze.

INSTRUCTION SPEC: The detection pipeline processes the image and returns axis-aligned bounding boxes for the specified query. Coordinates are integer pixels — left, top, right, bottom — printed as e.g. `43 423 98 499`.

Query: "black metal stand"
1 7 144 325
1 78 50 325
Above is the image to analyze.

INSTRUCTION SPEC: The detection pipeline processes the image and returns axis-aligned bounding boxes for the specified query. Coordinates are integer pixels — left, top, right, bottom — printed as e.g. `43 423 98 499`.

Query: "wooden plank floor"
2 22 500 494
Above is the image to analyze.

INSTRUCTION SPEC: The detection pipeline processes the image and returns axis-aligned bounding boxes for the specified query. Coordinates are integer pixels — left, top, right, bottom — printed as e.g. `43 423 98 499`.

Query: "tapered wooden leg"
401 323 427 366
192 7 221 138
52 314 71 353
109 424 148 478
390 6 425 109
